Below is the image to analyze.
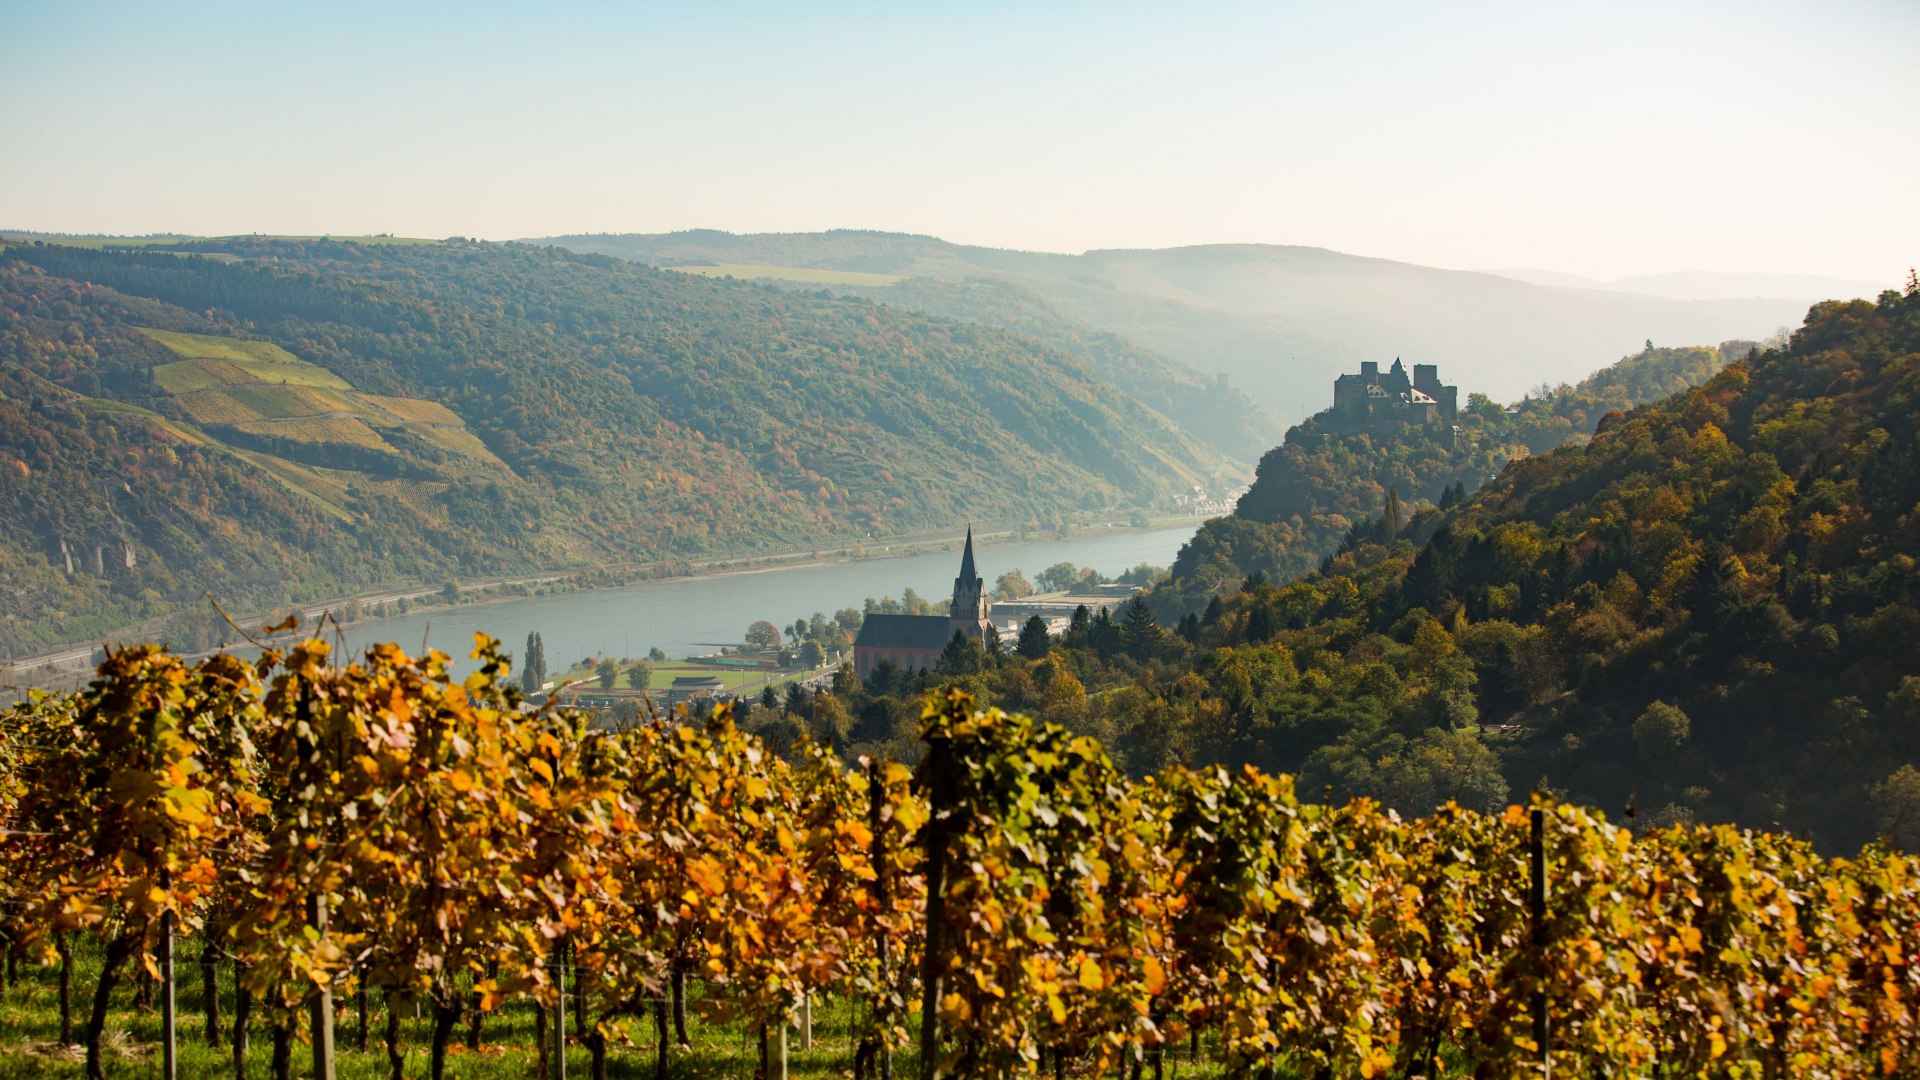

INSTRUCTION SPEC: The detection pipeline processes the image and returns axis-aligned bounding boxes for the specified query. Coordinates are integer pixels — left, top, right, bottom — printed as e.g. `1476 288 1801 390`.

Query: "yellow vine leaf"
1078 956 1105 991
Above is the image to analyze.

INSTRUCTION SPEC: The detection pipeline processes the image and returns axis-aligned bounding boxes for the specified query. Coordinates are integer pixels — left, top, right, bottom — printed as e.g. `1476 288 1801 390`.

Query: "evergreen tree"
1121 595 1161 659
866 659 903 697
1384 486 1404 537
830 661 860 698
937 630 984 676
520 631 544 695
1088 607 1121 657
1016 614 1052 660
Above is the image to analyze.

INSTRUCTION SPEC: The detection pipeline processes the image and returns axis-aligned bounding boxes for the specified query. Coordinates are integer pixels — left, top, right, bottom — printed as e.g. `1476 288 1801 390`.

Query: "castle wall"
1326 360 1459 427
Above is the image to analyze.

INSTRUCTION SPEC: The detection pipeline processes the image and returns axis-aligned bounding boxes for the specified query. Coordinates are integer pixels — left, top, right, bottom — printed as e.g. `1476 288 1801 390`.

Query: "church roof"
854 614 954 650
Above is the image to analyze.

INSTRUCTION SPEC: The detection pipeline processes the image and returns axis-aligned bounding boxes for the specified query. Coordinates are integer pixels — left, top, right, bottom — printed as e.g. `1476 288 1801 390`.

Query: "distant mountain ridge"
1490 267 1883 302
531 230 1828 421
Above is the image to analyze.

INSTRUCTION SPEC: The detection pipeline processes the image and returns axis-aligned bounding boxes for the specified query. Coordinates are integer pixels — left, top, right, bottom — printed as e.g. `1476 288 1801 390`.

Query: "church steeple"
949 526 989 630
957 526 977 585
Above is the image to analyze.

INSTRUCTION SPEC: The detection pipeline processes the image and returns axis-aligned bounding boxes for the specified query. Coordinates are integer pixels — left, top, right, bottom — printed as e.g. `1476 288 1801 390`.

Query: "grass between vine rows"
0 935 1244 1079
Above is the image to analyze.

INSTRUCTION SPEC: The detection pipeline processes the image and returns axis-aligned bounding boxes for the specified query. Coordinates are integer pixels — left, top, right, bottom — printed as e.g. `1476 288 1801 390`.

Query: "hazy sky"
4 0 1915 281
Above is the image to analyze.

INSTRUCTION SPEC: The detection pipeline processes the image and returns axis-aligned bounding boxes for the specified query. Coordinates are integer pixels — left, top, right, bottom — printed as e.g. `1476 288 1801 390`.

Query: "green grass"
0 935 932 1079
665 264 902 287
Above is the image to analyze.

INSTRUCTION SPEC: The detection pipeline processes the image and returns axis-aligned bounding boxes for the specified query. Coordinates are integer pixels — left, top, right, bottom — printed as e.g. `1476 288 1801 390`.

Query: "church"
852 528 993 680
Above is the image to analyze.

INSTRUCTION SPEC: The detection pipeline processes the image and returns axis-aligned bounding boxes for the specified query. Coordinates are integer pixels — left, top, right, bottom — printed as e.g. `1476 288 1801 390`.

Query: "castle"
1330 359 1458 427
851 527 993 680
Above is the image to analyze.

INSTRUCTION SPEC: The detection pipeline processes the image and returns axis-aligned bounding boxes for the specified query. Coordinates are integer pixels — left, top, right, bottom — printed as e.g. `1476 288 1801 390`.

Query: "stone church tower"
853 526 996 679
947 526 992 643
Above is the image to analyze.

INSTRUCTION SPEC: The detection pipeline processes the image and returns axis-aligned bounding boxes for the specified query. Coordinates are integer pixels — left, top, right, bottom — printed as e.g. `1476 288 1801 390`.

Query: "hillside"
1148 286 1919 848
842 276 1286 460
0 238 1237 656
1154 342 1752 610
822 285 1918 851
533 230 1817 420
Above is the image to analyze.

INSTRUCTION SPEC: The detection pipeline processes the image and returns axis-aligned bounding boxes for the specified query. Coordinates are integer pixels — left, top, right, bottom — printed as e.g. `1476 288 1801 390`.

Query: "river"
327 525 1199 674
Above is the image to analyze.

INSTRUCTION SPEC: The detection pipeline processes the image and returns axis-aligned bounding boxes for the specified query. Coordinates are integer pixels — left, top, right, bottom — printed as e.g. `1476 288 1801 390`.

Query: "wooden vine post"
160 880 176 1080
308 893 335 1080
551 942 567 1080
868 759 894 1080
765 1021 789 1080
916 728 957 1080
1528 806 1549 1078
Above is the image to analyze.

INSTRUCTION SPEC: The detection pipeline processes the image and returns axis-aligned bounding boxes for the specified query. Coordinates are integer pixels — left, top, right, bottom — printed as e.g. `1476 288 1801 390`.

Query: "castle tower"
948 526 991 643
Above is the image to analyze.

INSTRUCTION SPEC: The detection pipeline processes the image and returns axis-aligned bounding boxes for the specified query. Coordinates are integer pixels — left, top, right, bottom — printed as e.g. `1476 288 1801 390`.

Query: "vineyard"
1 636 1917 1080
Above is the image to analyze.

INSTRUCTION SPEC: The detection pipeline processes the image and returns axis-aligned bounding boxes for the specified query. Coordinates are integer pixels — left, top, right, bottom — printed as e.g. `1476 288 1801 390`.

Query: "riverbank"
0 515 1212 694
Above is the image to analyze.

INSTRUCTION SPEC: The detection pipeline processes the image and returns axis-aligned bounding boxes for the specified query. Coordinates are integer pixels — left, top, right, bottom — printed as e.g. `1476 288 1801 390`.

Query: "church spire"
949 525 989 627
958 525 977 585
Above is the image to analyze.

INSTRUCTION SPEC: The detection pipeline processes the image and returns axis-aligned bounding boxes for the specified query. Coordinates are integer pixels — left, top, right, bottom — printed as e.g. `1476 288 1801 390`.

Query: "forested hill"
1154 341 1752 611
834 275 1286 461
1145 286 1920 848
0 238 1236 656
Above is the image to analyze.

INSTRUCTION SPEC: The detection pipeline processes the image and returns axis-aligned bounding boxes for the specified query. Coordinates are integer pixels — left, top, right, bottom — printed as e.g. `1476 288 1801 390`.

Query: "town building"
853 527 994 680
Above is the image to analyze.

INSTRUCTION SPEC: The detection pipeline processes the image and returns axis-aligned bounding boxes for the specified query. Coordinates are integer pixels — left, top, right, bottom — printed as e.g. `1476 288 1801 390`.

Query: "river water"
328 525 1199 674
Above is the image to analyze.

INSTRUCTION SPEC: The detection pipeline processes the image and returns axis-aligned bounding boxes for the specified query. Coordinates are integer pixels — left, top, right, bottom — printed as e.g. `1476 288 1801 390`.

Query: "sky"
3 0 1915 282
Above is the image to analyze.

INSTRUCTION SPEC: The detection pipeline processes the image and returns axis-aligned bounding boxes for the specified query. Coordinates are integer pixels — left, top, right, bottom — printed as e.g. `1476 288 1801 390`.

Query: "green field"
665 263 903 287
